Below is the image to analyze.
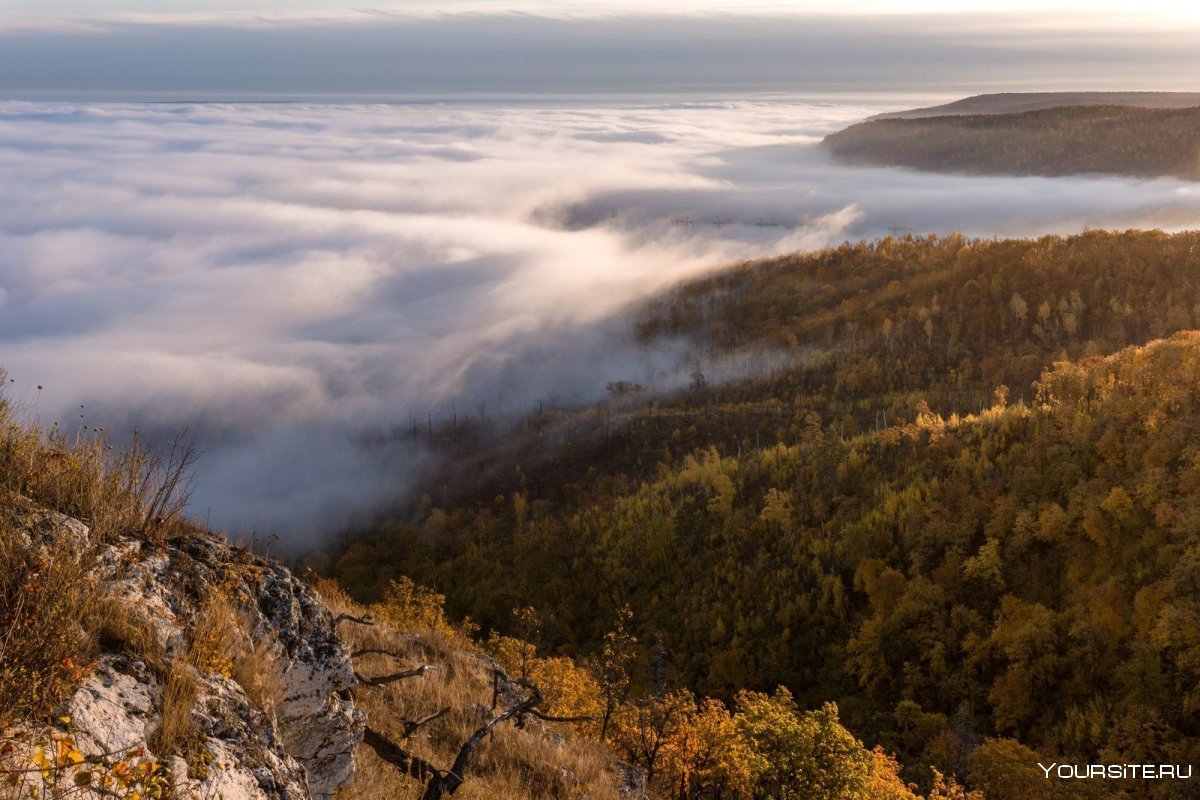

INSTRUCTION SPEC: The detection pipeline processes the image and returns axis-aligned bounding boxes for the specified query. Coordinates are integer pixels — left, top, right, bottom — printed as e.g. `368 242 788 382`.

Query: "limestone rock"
4 503 364 800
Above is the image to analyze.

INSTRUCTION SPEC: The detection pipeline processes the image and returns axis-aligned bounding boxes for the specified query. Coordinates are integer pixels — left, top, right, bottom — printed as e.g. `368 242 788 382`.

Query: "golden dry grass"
230 615 286 715
148 582 287 765
147 587 227 764
86 592 167 676
316 579 625 800
149 660 201 760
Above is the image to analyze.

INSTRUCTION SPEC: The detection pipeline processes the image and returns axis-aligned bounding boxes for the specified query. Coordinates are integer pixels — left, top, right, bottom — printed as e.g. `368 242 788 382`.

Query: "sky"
3 2 1200 98
5 1 1200 17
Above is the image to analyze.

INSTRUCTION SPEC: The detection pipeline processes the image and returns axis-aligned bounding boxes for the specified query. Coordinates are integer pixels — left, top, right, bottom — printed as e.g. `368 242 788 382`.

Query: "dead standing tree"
335 616 593 799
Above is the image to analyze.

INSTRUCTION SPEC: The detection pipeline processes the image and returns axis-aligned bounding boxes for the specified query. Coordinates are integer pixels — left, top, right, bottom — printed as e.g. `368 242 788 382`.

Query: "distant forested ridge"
824 105 1200 180
320 230 1200 798
872 91 1200 120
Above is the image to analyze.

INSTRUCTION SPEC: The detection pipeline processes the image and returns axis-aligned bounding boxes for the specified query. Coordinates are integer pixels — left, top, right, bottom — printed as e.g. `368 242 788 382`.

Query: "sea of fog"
3 95 1200 542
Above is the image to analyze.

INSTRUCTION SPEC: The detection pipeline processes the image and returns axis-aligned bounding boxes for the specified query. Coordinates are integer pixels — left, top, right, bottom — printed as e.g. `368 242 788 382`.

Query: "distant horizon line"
3 87 1199 106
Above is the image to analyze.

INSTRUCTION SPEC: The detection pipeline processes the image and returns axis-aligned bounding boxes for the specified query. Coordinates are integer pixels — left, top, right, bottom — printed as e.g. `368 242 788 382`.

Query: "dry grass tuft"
147 591 221 766
0 370 198 548
86 593 167 676
147 582 284 776
150 659 201 760
230 617 286 715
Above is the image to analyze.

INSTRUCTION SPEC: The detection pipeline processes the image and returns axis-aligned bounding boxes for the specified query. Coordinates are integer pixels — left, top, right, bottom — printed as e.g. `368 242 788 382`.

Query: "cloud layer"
2 98 1199 540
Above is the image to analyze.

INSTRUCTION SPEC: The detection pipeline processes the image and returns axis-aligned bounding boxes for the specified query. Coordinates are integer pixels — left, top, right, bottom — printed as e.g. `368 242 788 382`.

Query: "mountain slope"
328 230 1200 798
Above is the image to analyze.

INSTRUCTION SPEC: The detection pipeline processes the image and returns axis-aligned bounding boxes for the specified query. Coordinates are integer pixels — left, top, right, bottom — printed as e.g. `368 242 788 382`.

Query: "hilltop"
824 102 1200 180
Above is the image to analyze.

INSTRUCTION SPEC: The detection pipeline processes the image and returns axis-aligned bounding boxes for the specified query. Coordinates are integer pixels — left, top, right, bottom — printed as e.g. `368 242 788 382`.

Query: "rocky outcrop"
67 655 313 799
4 501 364 800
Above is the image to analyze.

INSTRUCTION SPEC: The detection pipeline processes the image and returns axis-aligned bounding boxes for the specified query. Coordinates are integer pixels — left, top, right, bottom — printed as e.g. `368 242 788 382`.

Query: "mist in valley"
3 97 1200 543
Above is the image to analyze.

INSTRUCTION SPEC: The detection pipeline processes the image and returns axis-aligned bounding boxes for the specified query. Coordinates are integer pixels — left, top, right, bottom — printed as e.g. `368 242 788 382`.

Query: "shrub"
370 576 477 643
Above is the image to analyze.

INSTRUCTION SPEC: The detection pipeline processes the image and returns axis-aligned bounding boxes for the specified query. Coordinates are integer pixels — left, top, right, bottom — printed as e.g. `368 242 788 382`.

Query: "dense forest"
316 230 1200 797
823 105 1200 180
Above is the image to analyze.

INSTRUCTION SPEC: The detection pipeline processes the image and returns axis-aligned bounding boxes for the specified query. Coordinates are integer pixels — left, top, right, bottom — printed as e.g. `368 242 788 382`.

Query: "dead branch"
401 707 451 738
527 709 597 724
355 664 438 686
139 432 199 535
350 647 408 659
333 612 374 628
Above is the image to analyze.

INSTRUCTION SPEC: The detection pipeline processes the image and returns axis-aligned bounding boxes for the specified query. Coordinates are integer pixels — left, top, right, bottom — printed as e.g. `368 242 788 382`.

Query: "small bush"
186 587 239 679
1 724 169 800
0 369 197 545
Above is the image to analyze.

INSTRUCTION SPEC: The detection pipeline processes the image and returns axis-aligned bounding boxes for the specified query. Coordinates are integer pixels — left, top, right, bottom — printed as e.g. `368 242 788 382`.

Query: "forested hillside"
322 230 1200 797
824 105 1200 179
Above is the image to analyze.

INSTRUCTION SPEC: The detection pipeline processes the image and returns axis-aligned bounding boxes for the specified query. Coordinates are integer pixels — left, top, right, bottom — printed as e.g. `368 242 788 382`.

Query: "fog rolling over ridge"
3 97 1200 543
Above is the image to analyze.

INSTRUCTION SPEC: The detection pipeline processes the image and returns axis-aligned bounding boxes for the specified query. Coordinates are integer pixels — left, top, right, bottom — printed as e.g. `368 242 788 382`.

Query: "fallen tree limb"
365 667 592 798
333 612 374 628
362 726 441 783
